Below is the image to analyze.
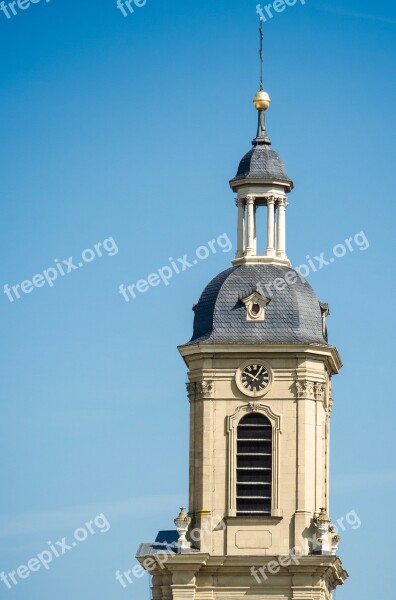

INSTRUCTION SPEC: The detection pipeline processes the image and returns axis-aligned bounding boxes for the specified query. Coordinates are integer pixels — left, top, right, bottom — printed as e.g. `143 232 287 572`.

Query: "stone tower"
137 30 348 600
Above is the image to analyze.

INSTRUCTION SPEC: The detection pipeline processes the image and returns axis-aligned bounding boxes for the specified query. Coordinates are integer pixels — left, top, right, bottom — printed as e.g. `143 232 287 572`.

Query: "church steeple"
230 23 293 267
136 21 348 600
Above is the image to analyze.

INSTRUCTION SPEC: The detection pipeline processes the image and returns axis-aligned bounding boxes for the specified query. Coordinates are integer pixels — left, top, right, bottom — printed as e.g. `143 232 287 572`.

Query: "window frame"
227 403 282 518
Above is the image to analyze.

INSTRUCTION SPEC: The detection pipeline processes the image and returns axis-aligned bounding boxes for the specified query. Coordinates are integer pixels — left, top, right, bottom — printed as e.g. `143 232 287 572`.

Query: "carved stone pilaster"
327 379 334 415
314 382 326 401
296 380 327 401
197 381 213 399
186 382 195 401
186 381 213 401
296 380 315 399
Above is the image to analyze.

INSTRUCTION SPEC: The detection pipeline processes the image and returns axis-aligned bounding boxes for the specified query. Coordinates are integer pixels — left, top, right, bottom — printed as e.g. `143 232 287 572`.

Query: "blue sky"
0 0 395 598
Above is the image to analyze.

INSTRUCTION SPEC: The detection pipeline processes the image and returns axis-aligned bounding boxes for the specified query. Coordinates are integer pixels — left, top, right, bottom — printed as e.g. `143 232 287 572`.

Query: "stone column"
236 198 245 258
171 572 196 599
187 381 214 553
151 574 164 600
246 195 255 256
276 197 287 259
295 381 317 554
160 575 173 600
266 196 275 257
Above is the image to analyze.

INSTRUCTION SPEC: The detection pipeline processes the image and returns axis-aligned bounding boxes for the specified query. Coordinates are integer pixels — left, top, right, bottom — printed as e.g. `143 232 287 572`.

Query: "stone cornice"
178 344 342 375
137 552 348 589
231 255 292 267
229 177 294 192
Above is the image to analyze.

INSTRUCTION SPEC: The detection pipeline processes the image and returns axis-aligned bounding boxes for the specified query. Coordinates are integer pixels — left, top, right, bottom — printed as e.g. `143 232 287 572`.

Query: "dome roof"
189 264 327 346
233 145 292 185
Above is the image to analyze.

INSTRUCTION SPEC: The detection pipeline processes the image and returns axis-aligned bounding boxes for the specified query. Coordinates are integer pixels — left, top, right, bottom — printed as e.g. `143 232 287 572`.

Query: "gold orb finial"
253 90 271 111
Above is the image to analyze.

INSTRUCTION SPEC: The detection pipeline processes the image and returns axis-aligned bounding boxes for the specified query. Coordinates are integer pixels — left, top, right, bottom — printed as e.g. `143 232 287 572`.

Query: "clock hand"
245 372 259 382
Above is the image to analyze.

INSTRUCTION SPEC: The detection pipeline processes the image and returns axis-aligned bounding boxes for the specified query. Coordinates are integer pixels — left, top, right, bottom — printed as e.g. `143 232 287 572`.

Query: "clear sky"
0 0 395 598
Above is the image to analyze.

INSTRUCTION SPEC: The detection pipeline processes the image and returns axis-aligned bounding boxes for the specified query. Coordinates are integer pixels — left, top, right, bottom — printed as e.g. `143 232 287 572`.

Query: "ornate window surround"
226 402 282 518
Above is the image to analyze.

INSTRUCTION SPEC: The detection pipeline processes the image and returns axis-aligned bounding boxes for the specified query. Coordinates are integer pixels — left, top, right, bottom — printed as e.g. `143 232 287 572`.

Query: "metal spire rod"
259 20 264 91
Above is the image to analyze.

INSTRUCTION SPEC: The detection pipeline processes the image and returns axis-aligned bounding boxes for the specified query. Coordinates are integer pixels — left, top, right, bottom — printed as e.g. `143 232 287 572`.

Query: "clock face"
240 364 270 394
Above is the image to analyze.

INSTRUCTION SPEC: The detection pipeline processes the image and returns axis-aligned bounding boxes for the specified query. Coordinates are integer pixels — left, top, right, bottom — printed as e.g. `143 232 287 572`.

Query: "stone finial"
312 508 341 556
174 508 191 552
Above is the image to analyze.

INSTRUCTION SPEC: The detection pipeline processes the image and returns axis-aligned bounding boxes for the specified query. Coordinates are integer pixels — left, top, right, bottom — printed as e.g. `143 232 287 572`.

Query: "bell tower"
137 23 348 600
231 23 293 268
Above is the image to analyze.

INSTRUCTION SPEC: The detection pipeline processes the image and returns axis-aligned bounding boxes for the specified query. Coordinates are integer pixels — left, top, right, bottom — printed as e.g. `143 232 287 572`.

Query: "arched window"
236 412 272 517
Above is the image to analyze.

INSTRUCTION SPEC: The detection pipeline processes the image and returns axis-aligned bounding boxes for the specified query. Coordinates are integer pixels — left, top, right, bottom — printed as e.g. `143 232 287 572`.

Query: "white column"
253 205 257 255
246 196 255 256
266 196 275 257
276 197 287 259
236 198 245 258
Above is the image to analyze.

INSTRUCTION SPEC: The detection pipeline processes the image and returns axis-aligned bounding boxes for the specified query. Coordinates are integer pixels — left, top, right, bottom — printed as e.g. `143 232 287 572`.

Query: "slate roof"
232 145 293 185
188 264 328 346
136 542 177 557
136 531 199 558
155 531 179 544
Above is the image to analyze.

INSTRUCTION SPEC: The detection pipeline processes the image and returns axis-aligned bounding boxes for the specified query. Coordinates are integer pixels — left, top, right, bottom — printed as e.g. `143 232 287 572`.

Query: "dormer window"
250 303 261 317
241 292 271 322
